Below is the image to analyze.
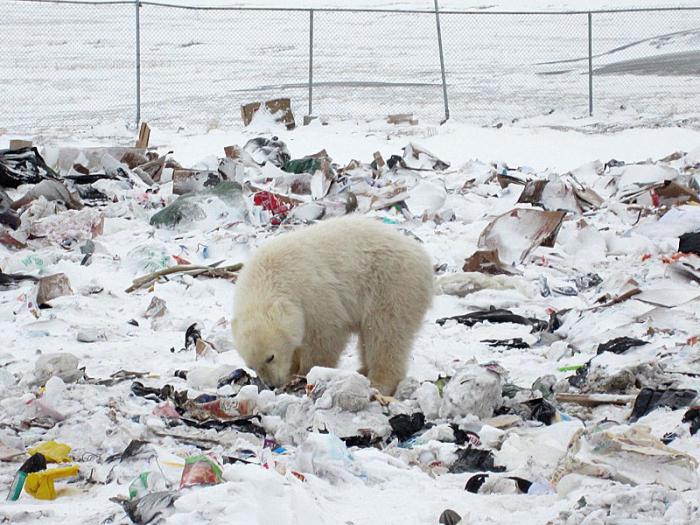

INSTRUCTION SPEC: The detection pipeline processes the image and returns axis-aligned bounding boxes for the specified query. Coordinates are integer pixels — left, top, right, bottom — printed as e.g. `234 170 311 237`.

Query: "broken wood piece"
136 123 151 149
241 98 295 130
9 139 32 150
387 113 418 125
555 393 636 407
125 263 243 293
224 145 240 159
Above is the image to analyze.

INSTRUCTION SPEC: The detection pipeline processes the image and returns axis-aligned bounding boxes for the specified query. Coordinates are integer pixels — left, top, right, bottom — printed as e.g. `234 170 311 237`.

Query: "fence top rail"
7 0 700 15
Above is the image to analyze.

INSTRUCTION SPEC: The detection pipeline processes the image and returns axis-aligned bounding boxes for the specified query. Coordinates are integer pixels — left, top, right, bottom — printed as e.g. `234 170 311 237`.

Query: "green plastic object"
282 157 322 174
150 181 245 228
558 364 584 372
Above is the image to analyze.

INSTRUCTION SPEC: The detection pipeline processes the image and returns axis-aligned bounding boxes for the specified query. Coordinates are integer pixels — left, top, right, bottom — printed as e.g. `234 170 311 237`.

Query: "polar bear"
232 215 433 395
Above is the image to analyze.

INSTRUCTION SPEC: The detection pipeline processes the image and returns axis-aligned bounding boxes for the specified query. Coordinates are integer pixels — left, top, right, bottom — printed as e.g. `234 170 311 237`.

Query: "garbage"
77 328 107 343
630 387 697 420
29 207 104 247
112 491 179 525
436 308 548 331
7 453 46 501
462 249 520 275
125 262 242 293
596 337 647 355
128 471 169 499
27 441 71 463
179 453 223 489
8 128 700 522
0 271 38 290
439 509 462 525
24 464 79 500
241 98 295 130
465 473 533 494
478 208 567 264
35 273 73 306
682 406 700 435
448 446 505 474
435 272 529 297
12 179 83 210
440 363 504 419
553 426 699 490
34 352 82 385
401 143 449 171
0 146 60 187
149 181 246 228
389 412 425 441
678 231 700 255
555 393 636 407
387 113 418 125
144 296 167 319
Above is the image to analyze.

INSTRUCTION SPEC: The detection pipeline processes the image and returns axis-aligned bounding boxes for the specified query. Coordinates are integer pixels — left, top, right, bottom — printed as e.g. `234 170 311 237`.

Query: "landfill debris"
554 426 699 490
596 337 647 355
35 273 73 305
436 308 548 331
678 231 700 255
389 412 425 441
112 491 179 525
462 249 520 275
440 363 504 419
241 98 295 130
136 122 151 149
149 181 246 228
387 113 418 125
449 446 505 474
630 387 698 420
555 393 636 407
34 352 83 384
7 454 47 501
465 473 533 494
143 296 167 319
435 272 528 297
0 146 60 187
478 208 567 264
125 262 242 293
682 406 700 435
179 453 223 489
6 132 700 522
24 464 79 500
27 441 72 463
439 509 462 525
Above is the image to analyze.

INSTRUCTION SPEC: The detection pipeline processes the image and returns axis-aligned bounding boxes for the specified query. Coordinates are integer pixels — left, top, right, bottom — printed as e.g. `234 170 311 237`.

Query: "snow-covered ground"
2 115 700 524
2 0 700 134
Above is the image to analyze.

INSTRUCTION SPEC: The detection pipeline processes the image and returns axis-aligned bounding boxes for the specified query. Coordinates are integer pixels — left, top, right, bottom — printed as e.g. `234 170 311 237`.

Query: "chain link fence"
2 0 699 134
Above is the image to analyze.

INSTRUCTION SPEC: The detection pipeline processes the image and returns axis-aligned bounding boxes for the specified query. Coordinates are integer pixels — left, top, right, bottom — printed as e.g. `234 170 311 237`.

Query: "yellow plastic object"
28 441 72 463
24 465 79 500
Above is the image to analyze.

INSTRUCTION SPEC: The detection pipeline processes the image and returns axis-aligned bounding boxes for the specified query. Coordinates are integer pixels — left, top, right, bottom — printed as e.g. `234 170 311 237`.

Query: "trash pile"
2 132 700 524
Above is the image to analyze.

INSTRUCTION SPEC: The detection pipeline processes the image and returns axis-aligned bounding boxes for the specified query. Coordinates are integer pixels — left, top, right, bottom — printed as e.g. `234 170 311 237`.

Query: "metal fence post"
308 9 314 116
135 0 141 125
587 12 593 116
434 0 449 123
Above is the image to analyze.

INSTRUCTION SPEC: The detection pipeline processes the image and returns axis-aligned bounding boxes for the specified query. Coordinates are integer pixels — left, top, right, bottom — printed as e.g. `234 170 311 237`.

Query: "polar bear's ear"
268 300 304 347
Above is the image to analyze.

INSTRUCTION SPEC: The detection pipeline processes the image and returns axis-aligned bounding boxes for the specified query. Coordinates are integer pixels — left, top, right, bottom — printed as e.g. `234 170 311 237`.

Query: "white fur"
232 216 434 394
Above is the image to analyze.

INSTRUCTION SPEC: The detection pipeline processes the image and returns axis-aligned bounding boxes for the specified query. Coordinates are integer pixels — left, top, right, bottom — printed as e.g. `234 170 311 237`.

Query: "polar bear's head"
232 299 305 388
